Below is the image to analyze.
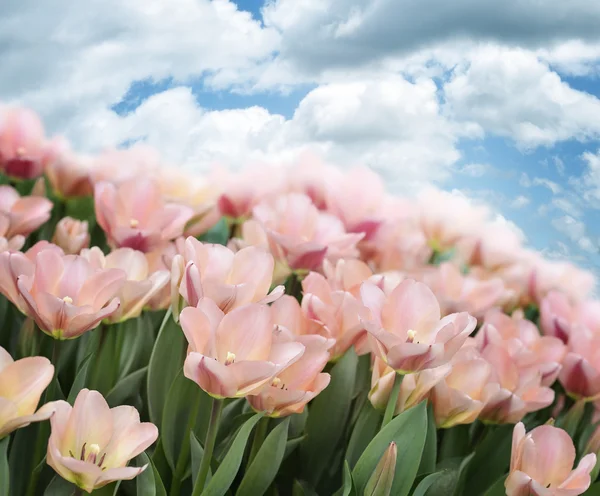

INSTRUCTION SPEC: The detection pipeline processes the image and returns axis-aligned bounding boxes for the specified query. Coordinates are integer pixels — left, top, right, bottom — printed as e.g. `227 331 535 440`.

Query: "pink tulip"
559 324 600 400
171 237 283 318
82 247 169 323
360 279 476 373
270 295 320 337
45 150 94 198
0 241 64 312
247 332 332 417
321 259 375 298
477 309 566 387
0 185 53 239
144 240 185 311
479 344 554 424
430 349 496 427
324 167 385 240
45 389 158 493
0 345 54 438
89 145 162 185
369 357 450 415
16 250 126 339
181 300 305 398
506 422 596 496
540 291 574 343
250 193 364 272
0 106 49 179
52 217 90 255
420 262 507 318
94 178 193 252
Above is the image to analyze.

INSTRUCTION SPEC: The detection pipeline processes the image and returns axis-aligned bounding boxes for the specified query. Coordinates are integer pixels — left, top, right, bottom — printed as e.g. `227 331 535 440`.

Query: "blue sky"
2 0 600 275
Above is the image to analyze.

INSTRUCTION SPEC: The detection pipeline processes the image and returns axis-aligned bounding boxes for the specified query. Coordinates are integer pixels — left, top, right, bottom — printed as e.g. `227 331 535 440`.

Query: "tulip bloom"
45 150 94 198
82 247 169 323
0 346 54 438
559 324 600 401
52 217 90 255
94 177 193 252
369 357 450 415
172 237 283 317
360 279 476 373
0 185 53 239
17 250 126 339
181 300 305 398
247 333 332 417
45 389 158 493
506 422 596 496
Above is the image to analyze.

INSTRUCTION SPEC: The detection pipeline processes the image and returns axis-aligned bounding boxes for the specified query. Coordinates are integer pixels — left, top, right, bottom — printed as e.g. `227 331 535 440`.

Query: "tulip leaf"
333 462 356 496
292 480 319 496
483 475 508 496
456 424 512 495
43 476 77 495
67 352 93 404
135 452 167 496
236 417 290 496
0 437 8 496
162 370 212 473
418 403 437 475
105 367 148 407
147 310 186 427
345 401 381 469
201 412 264 496
352 401 427 496
438 425 470 461
284 436 306 461
411 471 446 496
586 482 600 495
299 347 358 486
197 217 229 245
191 431 211 486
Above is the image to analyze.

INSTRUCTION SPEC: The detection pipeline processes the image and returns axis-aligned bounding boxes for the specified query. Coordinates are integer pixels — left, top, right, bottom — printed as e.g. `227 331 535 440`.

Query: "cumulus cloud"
580 149 600 208
511 196 530 208
444 46 600 148
551 215 596 253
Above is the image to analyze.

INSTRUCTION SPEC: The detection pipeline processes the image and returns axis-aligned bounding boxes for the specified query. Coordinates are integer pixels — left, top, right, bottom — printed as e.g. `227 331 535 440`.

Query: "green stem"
192 397 224 496
247 416 269 467
381 373 403 428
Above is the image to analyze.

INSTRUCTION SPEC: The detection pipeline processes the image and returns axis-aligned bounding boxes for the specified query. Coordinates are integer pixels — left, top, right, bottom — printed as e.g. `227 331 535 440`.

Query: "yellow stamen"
16 146 26 156
63 296 73 304
85 443 101 464
272 377 282 387
407 329 416 343
130 218 139 228
225 351 236 366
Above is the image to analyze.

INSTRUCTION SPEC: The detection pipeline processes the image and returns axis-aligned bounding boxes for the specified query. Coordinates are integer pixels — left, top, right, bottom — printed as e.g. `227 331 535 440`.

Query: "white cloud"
444 46 600 148
551 215 596 253
553 156 566 176
580 149 600 207
511 195 530 208
456 163 494 177
552 198 582 217
532 177 562 194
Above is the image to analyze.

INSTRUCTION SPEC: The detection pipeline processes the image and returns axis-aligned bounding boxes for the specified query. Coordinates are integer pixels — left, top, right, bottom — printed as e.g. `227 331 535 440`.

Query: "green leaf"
458 425 513 495
105 367 148 407
197 217 229 245
345 401 381 469
300 347 358 486
418 403 437 475
237 418 290 496
333 462 356 496
147 310 186 427
135 452 167 496
353 401 428 496
586 482 600 495
201 413 264 496
0 437 9 496
284 436 306 460
483 475 508 496
292 480 319 496
64 195 95 223
411 472 447 496
438 425 471 461
67 352 94 404
162 370 212 472
43 476 77 495
191 431 211 486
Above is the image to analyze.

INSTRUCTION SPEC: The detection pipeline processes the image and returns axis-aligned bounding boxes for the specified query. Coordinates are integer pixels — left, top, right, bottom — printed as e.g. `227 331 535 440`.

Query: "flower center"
406 329 418 343
224 351 236 366
130 218 139 228
16 147 26 157
69 442 106 469
62 296 73 304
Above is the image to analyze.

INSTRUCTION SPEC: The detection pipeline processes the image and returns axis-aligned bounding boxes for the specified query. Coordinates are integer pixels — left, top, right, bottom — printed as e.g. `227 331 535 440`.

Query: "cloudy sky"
2 0 600 273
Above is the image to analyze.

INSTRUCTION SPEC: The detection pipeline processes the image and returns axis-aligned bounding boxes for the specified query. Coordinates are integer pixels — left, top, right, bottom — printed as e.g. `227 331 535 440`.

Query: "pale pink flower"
0 241 64 312
420 262 507 318
559 324 600 401
430 349 496 428
0 346 54 438
540 292 600 343
360 279 476 373
144 240 185 311
324 167 385 240
369 357 450 415
0 106 50 179
94 177 193 252
0 185 52 239
82 247 169 323
506 422 596 496
321 259 374 298
181 300 305 398
45 389 158 494
89 145 162 185
249 193 363 272
247 332 332 417
479 344 554 424
16 250 126 339
284 154 341 210
45 149 94 198
172 237 282 318
52 217 90 255
270 295 319 337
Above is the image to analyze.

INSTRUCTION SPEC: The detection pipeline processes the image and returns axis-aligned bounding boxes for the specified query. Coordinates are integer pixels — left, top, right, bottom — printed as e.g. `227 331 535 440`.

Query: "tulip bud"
364 442 397 496
52 216 90 255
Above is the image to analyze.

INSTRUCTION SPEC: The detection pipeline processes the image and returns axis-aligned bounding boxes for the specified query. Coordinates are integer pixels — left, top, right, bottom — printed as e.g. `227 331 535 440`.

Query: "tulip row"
0 105 600 496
